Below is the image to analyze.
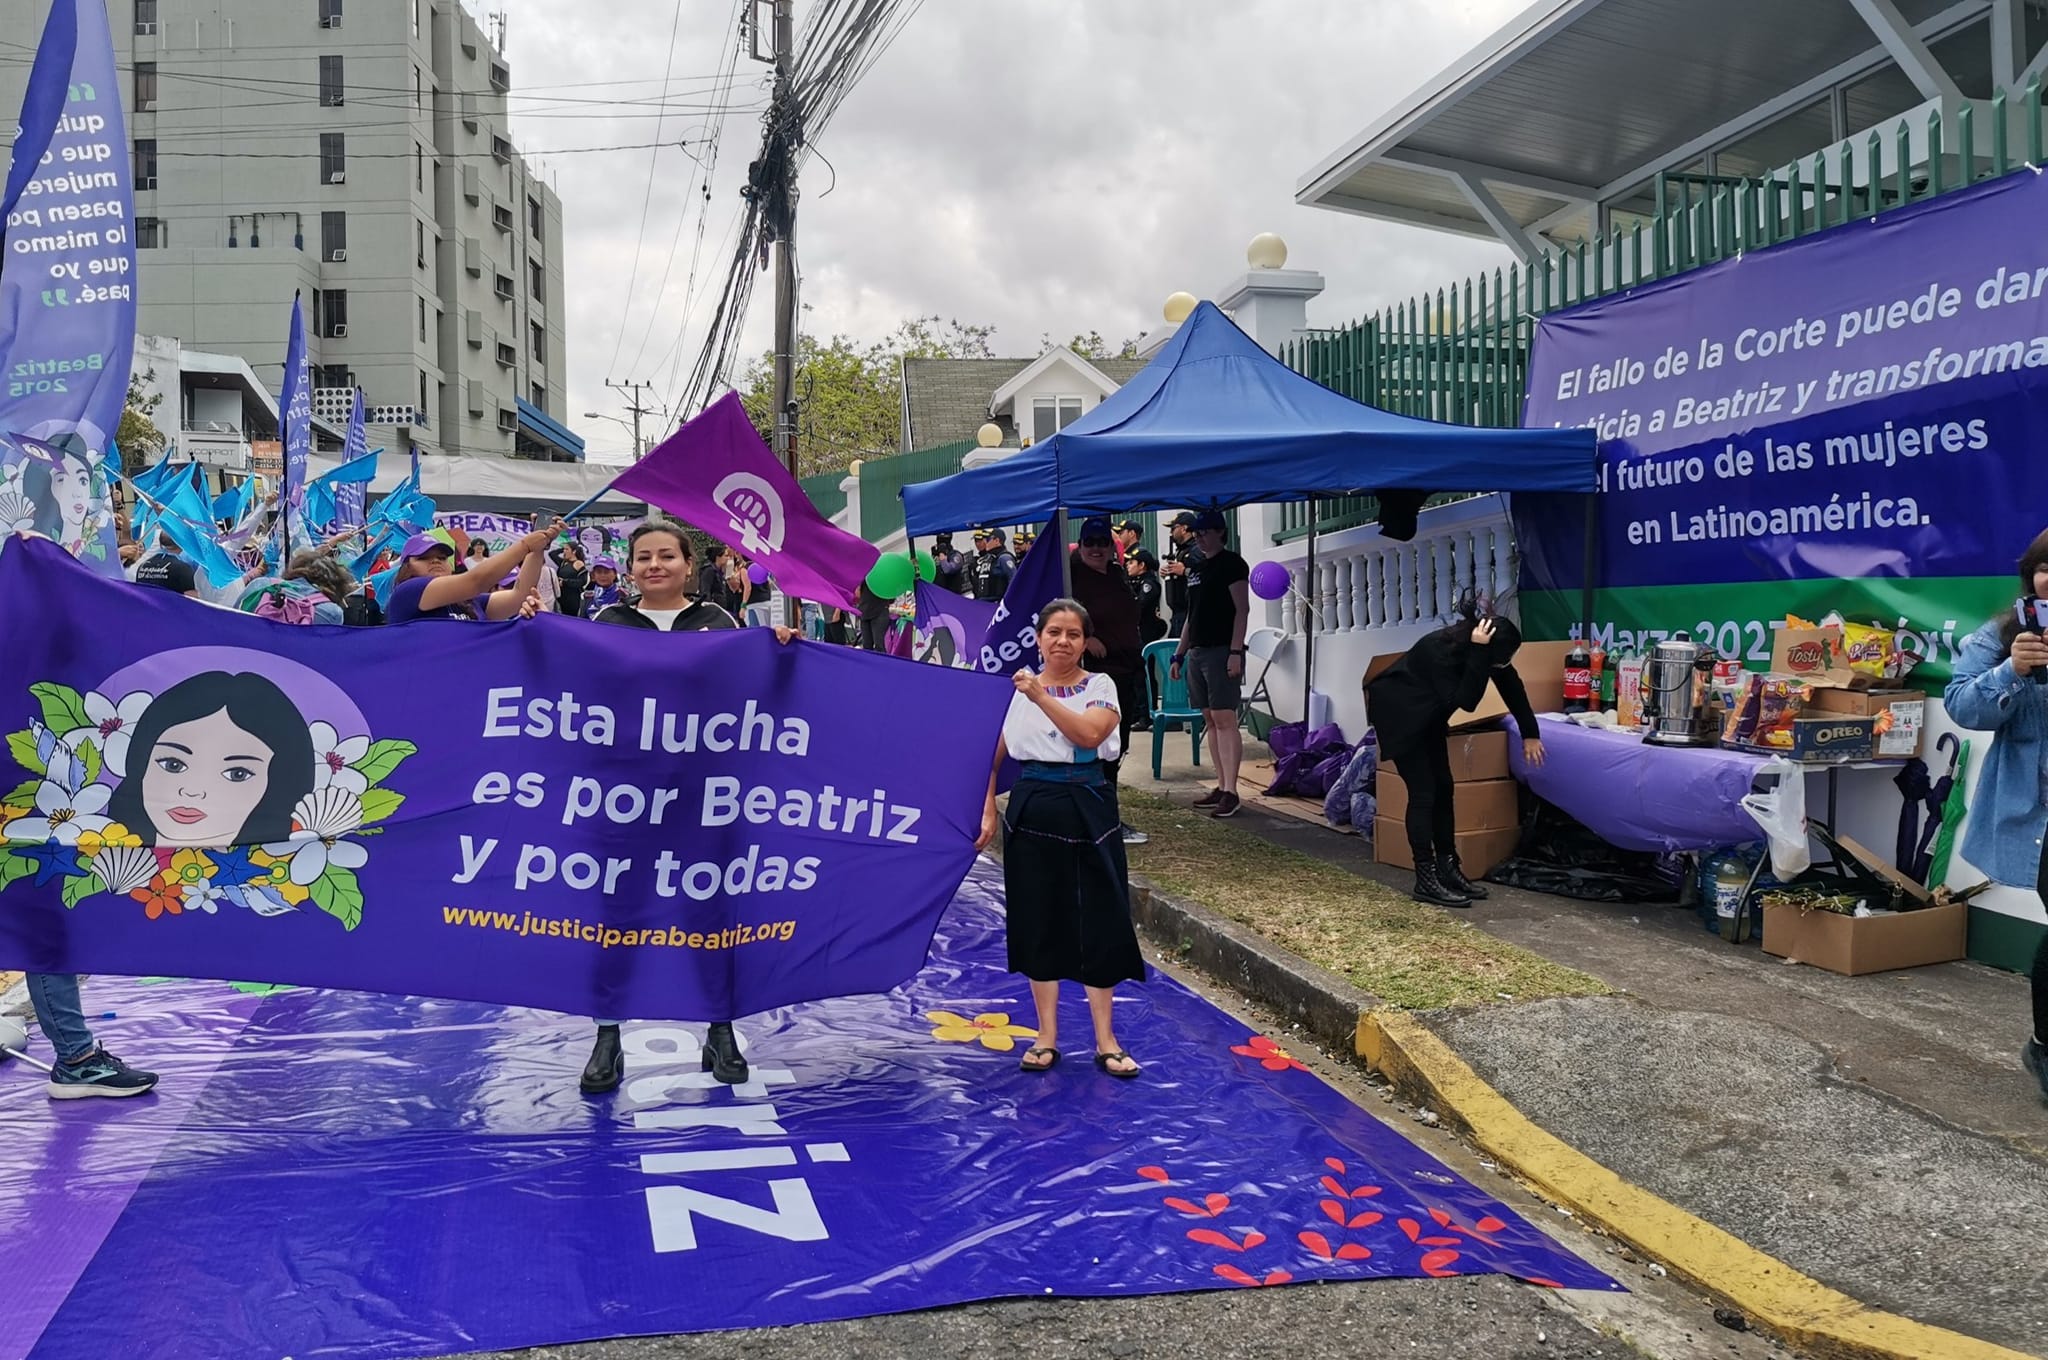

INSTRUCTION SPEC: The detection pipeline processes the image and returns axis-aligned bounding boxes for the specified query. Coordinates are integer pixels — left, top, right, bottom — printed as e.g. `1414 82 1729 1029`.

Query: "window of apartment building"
413 66 423 112
416 220 427 269
320 133 346 182
1031 396 1084 443
134 139 157 189
530 383 545 412
321 290 349 338
319 55 345 107
134 62 157 110
320 211 346 262
528 260 544 300
419 298 428 342
136 217 165 249
527 196 543 241
319 0 343 28
419 372 429 417
415 143 424 191
530 321 544 363
318 363 350 389
134 0 156 34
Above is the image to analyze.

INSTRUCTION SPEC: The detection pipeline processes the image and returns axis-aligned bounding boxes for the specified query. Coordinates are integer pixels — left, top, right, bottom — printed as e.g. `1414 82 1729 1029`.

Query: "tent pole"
1579 493 1599 644
1055 508 1072 599
1303 497 1317 724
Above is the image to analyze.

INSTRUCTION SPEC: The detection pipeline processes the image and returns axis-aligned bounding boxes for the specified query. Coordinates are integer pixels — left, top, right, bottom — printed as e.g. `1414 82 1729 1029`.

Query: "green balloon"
867 553 915 597
914 549 937 583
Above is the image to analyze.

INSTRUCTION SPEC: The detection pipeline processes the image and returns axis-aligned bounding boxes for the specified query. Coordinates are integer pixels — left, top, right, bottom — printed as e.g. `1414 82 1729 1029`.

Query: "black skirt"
1002 776 1145 987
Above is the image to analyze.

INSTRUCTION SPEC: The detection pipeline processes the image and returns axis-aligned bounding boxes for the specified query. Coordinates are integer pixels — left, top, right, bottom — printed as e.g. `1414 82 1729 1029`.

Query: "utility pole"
605 377 656 457
768 0 799 484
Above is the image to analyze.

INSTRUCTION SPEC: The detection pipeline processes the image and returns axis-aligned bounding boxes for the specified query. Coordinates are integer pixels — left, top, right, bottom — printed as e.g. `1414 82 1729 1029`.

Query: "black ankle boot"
580 1024 623 1094
1411 861 1472 908
702 1022 749 1084
1438 854 1490 901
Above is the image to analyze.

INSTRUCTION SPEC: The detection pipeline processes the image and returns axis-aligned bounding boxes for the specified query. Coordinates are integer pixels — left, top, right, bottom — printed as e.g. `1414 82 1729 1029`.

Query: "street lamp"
583 411 642 457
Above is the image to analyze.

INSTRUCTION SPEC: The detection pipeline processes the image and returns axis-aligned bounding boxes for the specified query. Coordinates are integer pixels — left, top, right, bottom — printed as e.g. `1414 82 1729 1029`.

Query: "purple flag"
913 580 997 666
608 392 878 611
0 537 1012 1020
973 532 1063 673
0 0 135 576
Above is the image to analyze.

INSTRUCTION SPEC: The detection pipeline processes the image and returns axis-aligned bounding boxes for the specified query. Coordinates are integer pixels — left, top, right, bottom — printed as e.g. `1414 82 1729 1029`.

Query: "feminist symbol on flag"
710 472 785 556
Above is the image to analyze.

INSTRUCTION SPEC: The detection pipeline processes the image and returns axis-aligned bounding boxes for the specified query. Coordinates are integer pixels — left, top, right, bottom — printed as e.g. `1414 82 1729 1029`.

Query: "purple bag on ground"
1324 737 1379 828
1268 722 1308 762
1269 724 1352 798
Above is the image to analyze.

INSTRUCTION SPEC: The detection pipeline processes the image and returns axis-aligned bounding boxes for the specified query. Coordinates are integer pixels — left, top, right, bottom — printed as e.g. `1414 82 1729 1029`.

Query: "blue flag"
0 0 136 576
278 295 312 554
331 389 371 533
123 464 239 592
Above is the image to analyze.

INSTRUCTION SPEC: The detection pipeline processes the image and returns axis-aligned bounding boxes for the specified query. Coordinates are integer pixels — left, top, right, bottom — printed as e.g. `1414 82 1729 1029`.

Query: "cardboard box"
1761 900 1965 976
1364 640 1575 732
1806 688 1925 758
1377 772 1520 831
1446 730 1510 782
1832 833 1935 906
1373 819 1521 878
1783 716 1878 762
1616 657 1646 728
1771 624 1860 687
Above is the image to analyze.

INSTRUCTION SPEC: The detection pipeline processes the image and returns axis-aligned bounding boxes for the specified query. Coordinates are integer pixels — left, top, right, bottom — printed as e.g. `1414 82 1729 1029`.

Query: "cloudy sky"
502 1 1524 463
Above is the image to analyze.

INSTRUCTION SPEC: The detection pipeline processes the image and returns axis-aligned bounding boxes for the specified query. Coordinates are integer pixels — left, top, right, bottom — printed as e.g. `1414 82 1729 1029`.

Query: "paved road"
449 957 1793 1360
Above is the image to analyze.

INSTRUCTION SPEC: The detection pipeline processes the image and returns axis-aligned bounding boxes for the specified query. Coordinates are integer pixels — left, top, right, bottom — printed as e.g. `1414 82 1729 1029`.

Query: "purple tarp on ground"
1510 714 1766 852
1 863 1615 1360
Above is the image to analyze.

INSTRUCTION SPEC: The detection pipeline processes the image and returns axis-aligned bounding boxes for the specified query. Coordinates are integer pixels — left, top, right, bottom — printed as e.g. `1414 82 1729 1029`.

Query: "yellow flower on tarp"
74 822 140 858
168 848 214 887
249 848 311 906
926 1010 1037 1052
0 805 23 831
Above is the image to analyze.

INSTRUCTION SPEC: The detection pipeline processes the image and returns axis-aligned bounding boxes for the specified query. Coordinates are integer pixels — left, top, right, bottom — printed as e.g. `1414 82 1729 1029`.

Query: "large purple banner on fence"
1514 170 2048 673
0 538 1013 1018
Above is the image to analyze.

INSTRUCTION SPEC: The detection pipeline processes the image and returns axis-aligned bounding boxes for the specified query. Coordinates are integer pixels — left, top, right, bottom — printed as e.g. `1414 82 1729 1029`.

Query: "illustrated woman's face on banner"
141 708 276 848
49 454 91 529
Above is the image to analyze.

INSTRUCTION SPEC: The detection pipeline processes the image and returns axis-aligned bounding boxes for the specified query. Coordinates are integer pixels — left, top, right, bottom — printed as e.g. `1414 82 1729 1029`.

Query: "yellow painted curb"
1358 1009 2033 1360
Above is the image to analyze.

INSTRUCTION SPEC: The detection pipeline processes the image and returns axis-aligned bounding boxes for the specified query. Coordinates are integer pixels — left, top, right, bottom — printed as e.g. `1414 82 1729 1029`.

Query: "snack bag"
1753 676 1812 749
1722 675 1763 745
1840 622 1899 679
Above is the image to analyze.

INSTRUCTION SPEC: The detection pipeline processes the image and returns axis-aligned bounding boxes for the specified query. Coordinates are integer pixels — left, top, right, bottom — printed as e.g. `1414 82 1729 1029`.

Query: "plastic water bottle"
1700 850 1754 942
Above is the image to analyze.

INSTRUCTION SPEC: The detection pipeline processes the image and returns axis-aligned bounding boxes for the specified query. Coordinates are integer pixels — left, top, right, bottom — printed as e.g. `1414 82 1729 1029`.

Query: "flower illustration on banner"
1232 1034 1310 1073
926 1010 1038 1052
0 674 412 931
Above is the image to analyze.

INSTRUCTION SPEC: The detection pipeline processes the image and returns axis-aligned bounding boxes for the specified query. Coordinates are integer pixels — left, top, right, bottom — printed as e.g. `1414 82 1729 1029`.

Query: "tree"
1042 330 1140 361
116 370 168 467
740 314 1000 478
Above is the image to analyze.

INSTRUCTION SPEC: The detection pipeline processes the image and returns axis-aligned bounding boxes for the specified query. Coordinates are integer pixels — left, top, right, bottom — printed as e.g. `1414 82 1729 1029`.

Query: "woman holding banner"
580 519 800 1095
977 598 1145 1079
385 527 554 624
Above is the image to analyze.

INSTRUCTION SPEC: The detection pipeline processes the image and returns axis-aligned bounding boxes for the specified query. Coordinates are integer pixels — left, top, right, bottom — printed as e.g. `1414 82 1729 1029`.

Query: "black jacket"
592 600 736 631
1366 625 1537 756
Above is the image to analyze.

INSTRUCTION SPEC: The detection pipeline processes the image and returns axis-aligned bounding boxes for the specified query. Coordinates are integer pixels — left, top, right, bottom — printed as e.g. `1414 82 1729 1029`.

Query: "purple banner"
278 296 312 555
914 579 997 666
0 538 1013 1019
609 392 879 611
1514 171 2048 669
332 388 369 533
0 0 135 575
974 533 1063 674
2 870 1612 1359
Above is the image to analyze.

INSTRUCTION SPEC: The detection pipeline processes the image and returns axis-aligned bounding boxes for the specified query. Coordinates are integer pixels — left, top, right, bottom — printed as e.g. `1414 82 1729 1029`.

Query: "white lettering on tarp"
643 1180 827 1253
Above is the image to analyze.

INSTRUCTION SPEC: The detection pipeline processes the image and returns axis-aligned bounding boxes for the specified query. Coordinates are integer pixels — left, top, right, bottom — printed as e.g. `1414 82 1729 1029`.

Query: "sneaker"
1193 787 1225 808
47 1047 158 1100
2025 1038 2048 1103
1209 792 1242 819
1120 822 1150 846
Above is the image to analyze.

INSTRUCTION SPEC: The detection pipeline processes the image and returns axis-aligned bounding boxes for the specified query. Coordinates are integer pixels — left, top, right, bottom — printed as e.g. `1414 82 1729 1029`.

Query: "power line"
603 0 692 383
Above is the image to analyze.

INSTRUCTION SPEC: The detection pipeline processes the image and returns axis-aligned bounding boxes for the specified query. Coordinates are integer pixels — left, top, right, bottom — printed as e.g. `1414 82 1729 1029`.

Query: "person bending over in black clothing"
1366 611 1546 907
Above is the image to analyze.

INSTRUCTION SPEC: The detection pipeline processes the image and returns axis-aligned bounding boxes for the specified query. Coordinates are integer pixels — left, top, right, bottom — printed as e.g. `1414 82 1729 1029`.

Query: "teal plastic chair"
1143 639 1206 779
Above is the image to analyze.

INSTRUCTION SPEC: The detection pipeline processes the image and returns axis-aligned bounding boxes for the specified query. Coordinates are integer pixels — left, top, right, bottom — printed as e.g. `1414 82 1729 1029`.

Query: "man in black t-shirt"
1169 510 1249 817
1161 511 1204 640
133 535 199 598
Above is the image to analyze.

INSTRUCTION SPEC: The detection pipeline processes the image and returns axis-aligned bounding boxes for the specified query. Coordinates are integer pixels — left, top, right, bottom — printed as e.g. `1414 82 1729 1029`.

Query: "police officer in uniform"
969 526 1015 602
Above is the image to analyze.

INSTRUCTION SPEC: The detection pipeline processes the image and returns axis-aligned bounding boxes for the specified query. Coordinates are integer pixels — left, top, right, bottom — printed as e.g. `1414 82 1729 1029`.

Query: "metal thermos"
1642 633 1718 747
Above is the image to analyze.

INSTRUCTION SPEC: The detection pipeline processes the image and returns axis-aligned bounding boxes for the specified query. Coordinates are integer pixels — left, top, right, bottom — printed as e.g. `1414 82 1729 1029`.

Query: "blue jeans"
745 604 774 629
27 973 94 1062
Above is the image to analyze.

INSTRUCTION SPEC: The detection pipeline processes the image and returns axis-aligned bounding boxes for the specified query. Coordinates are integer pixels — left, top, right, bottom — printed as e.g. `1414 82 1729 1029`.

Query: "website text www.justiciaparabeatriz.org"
441 906 796 951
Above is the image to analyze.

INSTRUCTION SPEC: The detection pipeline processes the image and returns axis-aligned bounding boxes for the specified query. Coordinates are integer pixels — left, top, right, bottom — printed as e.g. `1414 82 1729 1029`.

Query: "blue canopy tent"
899 301 1600 695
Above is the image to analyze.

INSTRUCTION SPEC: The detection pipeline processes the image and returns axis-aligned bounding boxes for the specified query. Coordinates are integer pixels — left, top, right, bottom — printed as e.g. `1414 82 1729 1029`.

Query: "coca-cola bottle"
1563 639 1592 714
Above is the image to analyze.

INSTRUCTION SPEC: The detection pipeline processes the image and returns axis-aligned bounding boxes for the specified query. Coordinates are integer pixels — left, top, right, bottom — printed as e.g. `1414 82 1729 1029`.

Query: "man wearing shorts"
1169 510 1249 817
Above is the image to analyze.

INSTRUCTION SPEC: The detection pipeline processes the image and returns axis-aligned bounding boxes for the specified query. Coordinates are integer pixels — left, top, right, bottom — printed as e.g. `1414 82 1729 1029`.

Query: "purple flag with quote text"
608 392 879 611
0 538 1013 1019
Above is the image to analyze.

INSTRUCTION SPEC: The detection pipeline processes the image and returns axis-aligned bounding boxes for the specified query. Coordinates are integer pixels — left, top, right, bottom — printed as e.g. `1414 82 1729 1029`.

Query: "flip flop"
1094 1050 1141 1079
1018 1046 1060 1073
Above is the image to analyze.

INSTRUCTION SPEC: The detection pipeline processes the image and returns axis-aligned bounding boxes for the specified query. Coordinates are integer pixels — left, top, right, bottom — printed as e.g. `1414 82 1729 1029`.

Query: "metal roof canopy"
1297 0 2044 258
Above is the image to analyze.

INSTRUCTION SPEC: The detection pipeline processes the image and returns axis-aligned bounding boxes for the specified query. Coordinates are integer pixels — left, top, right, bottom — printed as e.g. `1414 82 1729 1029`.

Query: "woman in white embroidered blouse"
977 599 1146 1078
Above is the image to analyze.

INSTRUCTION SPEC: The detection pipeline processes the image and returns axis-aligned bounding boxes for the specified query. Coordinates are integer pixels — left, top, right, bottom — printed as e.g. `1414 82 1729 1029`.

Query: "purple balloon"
746 561 771 585
1248 560 1292 601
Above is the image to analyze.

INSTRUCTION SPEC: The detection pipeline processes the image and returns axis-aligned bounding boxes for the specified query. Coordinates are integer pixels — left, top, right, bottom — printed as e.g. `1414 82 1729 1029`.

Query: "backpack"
240 580 321 626
343 590 385 627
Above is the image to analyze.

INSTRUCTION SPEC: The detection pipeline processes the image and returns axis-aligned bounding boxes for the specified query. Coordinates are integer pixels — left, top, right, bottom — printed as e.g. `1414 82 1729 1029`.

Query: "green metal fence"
858 439 979 542
1275 79 2048 542
799 469 847 523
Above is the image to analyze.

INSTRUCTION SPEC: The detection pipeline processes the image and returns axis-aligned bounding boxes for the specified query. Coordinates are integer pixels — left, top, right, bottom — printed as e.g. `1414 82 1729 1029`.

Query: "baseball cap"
592 555 619 572
972 525 998 539
1132 547 1159 567
1168 511 1199 529
400 532 455 559
1113 519 1142 534
1077 515 1113 541
1193 509 1228 532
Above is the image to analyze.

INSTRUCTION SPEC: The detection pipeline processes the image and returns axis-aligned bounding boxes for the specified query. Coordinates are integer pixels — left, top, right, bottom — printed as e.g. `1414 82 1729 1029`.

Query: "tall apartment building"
0 0 579 464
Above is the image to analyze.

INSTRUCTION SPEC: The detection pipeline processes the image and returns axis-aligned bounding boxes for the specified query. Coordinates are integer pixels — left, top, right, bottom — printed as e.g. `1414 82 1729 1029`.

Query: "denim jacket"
1943 621 2048 888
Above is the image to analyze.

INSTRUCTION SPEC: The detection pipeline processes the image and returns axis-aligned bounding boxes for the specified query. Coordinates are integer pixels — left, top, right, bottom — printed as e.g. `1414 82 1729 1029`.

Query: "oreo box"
1785 715 1877 763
